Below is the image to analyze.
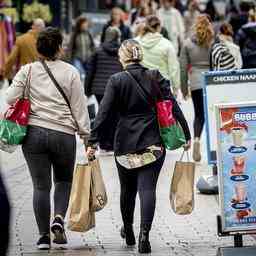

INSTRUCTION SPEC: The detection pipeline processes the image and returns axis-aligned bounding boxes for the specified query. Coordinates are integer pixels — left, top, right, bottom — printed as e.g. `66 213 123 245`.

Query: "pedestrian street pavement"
0 83 255 256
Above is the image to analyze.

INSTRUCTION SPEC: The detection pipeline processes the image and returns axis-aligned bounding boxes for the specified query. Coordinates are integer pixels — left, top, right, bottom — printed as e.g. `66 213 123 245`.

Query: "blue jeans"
72 58 88 80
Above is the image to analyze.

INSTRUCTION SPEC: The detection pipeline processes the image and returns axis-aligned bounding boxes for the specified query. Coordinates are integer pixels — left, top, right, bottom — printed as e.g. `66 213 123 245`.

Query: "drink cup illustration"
232 128 245 147
232 156 246 175
235 183 247 203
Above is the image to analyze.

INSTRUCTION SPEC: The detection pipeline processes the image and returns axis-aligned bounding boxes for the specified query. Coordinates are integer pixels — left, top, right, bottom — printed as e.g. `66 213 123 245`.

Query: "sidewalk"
0 86 254 256
4 150 254 256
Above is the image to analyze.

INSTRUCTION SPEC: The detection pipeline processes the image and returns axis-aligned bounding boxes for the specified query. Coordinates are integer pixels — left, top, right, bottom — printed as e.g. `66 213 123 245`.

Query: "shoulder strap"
125 71 153 106
40 60 72 111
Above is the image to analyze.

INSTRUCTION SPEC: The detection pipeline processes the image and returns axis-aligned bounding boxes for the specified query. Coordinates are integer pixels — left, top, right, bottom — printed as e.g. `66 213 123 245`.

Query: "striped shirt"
211 41 236 71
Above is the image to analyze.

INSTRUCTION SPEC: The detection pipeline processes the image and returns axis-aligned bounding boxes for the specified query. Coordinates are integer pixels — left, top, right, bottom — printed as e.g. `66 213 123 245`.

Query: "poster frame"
216 101 256 233
203 69 256 165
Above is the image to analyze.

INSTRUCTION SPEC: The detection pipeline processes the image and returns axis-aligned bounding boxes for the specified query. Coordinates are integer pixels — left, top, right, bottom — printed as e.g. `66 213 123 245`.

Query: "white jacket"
157 7 185 54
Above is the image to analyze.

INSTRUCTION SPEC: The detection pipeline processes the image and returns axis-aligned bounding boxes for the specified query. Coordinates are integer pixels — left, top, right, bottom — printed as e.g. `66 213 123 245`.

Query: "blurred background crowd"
1 0 256 156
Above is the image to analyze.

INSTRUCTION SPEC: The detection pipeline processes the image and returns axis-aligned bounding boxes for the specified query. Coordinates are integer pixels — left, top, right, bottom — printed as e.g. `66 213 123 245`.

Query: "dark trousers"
115 150 166 229
0 173 10 256
191 89 205 138
22 126 76 235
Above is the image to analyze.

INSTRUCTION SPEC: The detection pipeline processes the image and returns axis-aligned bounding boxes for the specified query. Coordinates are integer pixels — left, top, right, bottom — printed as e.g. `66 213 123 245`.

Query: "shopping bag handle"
88 156 96 162
179 150 189 162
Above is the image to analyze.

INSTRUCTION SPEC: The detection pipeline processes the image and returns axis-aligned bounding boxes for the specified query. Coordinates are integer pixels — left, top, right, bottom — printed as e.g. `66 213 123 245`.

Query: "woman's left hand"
183 140 191 151
86 146 96 160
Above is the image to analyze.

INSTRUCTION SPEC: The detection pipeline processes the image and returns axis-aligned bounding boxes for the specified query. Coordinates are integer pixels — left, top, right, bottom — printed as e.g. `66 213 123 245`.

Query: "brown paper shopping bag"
90 159 108 212
170 151 195 215
67 164 95 232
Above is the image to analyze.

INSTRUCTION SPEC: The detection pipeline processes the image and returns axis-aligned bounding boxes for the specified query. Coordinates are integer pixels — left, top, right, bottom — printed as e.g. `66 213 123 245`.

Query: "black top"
88 64 191 156
84 40 122 96
101 21 132 43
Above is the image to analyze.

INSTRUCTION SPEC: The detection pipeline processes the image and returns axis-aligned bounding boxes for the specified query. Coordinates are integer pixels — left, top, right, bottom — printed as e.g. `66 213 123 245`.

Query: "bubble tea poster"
216 103 256 232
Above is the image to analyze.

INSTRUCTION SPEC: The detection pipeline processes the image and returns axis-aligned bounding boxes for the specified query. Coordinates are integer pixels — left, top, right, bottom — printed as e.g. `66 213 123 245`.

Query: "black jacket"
85 41 123 96
88 64 191 156
236 22 256 69
101 21 132 43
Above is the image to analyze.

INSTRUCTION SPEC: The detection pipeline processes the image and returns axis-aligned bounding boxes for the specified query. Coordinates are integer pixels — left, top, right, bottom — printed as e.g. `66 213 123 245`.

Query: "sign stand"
215 102 256 256
217 215 256 255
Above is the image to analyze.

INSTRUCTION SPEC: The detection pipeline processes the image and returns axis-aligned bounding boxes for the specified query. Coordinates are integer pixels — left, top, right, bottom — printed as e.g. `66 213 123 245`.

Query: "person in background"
5 27 90 250
204 0 218 22
131 3 154 36
210 22 242 71
86 39 191 254
0 167 10 256
180 15 214 162
101 7 132 43
3 18 45 79
129 0 158 25
229 0 252 37
174 0 186 15
184 0 201 39
158 0 185 54
136 15 180 95
85 27 123 154
69 16 95 79
236 8 256 69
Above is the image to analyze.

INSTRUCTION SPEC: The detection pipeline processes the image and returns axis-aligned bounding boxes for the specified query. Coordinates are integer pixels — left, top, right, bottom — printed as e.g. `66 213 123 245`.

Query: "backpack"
210 38 236 71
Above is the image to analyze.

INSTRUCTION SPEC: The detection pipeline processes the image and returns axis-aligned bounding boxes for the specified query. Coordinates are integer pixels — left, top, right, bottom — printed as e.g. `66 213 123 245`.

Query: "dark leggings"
191 89 205 138
0 173 10 256
116 150 166 229
22 126 76 235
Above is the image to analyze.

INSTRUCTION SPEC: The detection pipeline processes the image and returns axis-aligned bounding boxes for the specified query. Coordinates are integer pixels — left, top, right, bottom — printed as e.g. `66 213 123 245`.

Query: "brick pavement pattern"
4 150 254 256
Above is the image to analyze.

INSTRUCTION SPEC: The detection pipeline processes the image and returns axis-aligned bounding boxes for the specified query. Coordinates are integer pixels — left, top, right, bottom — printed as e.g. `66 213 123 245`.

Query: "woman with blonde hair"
87 39 191 253
180 14 214 162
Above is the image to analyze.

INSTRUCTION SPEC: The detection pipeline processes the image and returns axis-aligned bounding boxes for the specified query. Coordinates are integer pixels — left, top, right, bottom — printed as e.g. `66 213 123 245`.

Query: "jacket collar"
125 63 146 71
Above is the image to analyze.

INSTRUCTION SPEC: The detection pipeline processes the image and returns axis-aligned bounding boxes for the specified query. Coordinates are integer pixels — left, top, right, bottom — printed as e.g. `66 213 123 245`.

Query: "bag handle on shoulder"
40 60 72 111
23 65 32 99
125 71 156 113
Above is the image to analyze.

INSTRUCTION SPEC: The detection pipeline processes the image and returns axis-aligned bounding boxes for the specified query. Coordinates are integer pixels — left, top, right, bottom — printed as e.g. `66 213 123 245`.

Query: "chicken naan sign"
203 69 256 164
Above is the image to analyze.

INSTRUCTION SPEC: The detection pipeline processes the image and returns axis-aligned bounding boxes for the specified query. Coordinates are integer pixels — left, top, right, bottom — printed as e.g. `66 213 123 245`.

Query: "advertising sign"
216 102 256 233
203 69 256 164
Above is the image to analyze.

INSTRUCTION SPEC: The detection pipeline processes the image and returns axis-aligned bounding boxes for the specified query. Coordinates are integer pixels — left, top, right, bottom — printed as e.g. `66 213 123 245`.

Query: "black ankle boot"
120 224 136 246
138 225 151 254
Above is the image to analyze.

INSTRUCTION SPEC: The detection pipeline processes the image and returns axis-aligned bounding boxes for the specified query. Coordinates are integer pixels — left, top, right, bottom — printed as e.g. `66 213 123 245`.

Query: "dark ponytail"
141 15 161 36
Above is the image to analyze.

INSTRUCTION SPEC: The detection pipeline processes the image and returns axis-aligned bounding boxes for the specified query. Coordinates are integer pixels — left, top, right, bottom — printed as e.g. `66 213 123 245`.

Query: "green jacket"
136 33 180 89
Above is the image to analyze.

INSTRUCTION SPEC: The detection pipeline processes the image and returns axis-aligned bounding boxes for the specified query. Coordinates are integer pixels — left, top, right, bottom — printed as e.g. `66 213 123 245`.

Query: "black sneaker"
37 235 50 250
51 216 67 244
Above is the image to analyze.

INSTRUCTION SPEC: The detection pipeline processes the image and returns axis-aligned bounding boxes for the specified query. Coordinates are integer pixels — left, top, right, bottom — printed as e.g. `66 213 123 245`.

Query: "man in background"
3 18 45 79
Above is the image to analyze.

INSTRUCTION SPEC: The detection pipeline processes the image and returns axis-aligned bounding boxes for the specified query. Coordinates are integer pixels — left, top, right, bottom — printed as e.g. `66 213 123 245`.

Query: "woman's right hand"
183 140 191 151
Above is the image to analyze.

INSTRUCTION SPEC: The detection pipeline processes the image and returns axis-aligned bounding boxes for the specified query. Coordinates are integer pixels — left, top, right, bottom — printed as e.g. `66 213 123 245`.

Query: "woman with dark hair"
6 27 90 250
210 22 242 71
69 16 95 78
180 15 214 162
85 26 123 153
87 39 191 254
101 7 132 43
